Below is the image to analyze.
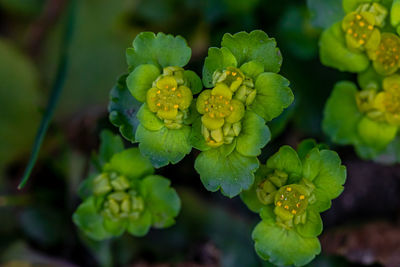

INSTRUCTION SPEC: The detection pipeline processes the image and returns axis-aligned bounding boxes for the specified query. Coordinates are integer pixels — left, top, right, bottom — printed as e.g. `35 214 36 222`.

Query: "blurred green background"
1 0 399 266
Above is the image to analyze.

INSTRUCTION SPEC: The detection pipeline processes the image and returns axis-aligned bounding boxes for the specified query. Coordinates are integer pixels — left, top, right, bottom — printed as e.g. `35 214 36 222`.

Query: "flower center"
345 13 375 46
213 67 244 91
383 88 400 115
153 79 183 112
274 185 308 215
373 33 400 75
103 191 144 219
203 94 233 119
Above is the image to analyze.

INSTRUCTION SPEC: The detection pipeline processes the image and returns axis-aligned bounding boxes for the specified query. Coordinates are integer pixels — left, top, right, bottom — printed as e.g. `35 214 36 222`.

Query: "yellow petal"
156 76 177 90
146 87 159 112
211 83 232 100
201 114 224 130
177 85 193 110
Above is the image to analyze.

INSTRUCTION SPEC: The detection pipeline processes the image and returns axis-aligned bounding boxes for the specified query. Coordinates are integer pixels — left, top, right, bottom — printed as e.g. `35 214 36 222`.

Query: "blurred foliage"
0 38 41 173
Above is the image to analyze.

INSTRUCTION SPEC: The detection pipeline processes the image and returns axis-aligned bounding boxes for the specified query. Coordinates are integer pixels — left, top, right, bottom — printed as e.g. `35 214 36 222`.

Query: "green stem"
18 0 77 189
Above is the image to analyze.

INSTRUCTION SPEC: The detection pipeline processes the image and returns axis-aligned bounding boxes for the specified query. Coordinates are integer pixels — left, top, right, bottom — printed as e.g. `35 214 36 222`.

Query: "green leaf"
141 175 181 228
393 0 400 27
137 104 164 131
266 146 302 179
297 139 319 160
126 210 152 236
311 149 346 212
195 149 259 198
103 216 125 236
319 23 370 72
250 72 293 122
221 30 283 73
126 32 191 69
357 66 384 91
135 124 192 168
307 0 345 29
103 148 154 179
97 130 124 169
295 209 323 238
322 81 363 145
72 197 112 241
184 70 203 94
240 164 272 213
202 47 237 88
236 111 271 157
357 117 398 151
190 117 211 152
126 64 160 102
109 74 142 142
252 219 321 266
239 60 264 80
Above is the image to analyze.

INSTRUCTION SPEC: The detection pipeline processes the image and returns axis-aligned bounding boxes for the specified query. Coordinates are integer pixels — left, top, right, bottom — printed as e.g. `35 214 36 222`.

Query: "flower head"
374 75 400 125
368 33 400 75
73 131 181 240
342 11 381 51
242 143 346 266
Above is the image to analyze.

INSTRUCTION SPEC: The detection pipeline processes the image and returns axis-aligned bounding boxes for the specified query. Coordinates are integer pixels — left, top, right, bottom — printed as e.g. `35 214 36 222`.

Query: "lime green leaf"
251 72 293 122
297 139 319 160
184 70 203 94
137 104 164 131
392 0 400 27
357 117 398 151
252 219 321 266
221 30 283 73
311 150 346 212
103 216 125 236
307 0 345 29
97 130 124 169
319 23 370 72
240 164 272 213
302 148 322 182
109 74 142 142
267 146 302 179
323 81 363 145
239 60 264 80
72 197 112 241
135 124 192 168
236 111 271 157
202 47 237 87
295 209 323 238
190 117 212 152
126 210 152 236
141 175 181 228
126 64 160 102
103 148 154 179
357 66 383 91
126 32 191 69
195 149 259 198
343 0 374 13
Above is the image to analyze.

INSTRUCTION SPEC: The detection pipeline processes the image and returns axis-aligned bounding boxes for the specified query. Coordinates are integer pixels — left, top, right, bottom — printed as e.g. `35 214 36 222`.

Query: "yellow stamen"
296 203 301 208
347 29 353 34
277 201 282 207
291 210 297 214
173 104 179 109
359 39 365 45
286 187 292 192
284 205 289 210
359 21 365 27
368 25 373 30
157 90 161 94
232 72 237 76
299 195 305 200
171 87 176 91
356 14 362 20
156 103 161 107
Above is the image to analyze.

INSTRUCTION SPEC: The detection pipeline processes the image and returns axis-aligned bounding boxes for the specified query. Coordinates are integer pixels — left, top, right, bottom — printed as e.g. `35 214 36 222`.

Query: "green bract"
318 0 400 74
110 32 202 167
241 142 346 266
73 130 181 240
193 30 294 197
323 77 400 159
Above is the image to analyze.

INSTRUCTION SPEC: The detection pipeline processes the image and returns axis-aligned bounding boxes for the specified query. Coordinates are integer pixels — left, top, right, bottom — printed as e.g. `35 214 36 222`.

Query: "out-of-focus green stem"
18 0 77 189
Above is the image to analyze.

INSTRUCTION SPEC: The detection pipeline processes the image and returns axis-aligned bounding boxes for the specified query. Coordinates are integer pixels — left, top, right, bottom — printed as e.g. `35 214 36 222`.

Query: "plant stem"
18 0 77 189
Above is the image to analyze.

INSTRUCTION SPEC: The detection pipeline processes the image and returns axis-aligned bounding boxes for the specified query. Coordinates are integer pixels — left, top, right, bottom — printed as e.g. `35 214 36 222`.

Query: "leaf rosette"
73 130 181 240
109 32 202 168
192 30 294 197
241 142 346 266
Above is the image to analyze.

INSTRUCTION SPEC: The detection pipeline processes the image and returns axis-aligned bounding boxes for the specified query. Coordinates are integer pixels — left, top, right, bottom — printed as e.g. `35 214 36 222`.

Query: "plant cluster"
320 0 400 160
73 30 347 266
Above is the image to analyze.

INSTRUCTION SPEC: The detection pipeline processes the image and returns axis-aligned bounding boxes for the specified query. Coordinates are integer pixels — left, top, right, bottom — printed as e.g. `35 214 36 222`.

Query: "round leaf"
126 64 160 102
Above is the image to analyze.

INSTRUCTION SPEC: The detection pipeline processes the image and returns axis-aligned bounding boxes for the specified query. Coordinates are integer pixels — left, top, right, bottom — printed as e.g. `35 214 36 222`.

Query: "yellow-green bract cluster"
73 131 180 241
320 0 400 161
241 141 346 266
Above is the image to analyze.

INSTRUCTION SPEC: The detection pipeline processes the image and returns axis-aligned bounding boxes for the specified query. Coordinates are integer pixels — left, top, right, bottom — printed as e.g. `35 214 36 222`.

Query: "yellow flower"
368 33 400 76
374 75 400 125
341 11 381 51
147 76 192 121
